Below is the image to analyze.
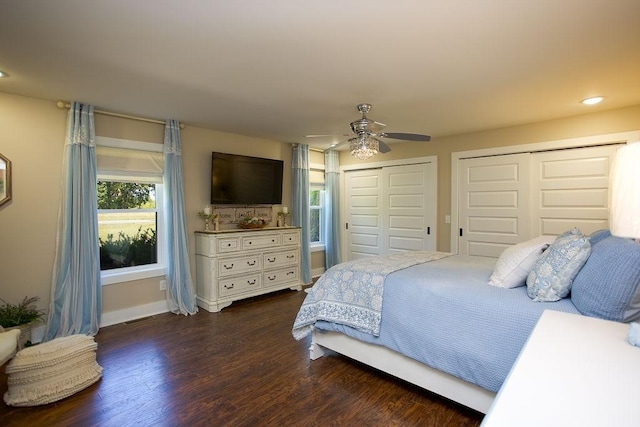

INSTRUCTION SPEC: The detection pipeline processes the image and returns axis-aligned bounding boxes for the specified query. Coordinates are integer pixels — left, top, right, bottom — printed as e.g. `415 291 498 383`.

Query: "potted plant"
0 296 46 348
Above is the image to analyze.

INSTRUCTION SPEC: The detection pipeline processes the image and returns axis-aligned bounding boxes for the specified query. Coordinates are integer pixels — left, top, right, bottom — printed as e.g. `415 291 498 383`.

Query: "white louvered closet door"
344 162 437 261
530 144 620 236
345 168 383 260
384 163 436 253
458 154 530 257
457 144 622 257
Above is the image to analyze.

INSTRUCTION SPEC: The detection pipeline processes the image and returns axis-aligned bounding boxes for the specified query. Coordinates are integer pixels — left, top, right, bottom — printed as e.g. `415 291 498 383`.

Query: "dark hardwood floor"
0 289 484 426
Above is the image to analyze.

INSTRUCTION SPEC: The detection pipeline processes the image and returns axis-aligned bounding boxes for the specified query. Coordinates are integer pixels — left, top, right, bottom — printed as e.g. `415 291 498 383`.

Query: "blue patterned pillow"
571 234 640 322
526 229 591 302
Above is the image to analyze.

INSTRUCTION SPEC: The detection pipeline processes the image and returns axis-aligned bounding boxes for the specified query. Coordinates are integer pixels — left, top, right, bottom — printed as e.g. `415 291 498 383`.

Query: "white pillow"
488 236 556 289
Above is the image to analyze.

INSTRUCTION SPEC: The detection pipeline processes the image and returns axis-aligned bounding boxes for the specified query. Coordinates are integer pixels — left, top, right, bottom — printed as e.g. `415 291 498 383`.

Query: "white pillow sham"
488 235 556 289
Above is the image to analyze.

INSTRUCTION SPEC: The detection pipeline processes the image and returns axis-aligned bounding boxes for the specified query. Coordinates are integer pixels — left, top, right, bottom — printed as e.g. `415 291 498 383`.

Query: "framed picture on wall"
0 153 11 207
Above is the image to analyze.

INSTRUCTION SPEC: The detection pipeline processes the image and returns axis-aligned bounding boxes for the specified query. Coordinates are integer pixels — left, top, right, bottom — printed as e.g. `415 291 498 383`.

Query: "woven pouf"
3 334 103 407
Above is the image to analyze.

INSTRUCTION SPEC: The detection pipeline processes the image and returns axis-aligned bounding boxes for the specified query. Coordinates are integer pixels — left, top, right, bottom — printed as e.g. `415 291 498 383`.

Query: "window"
98 182 159 270
309 164 325 250
310 183 324 245
96 137 165 285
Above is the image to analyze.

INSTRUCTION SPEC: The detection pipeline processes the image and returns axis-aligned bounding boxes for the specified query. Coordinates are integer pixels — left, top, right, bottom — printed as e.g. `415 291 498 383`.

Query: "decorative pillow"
526 229 591 302
571 234 640 322
3 334 102 407
488 235 556 288
587 229 611 247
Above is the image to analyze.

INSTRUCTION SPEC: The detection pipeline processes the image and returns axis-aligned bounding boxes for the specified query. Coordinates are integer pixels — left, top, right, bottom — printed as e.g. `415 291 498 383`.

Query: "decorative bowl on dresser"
195 227 303 312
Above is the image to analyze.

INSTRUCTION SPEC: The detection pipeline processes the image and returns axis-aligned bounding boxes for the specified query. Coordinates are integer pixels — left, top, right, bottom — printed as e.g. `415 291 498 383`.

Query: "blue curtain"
324 150 341 269
44 102 101 341
163 120 198 315
292 144 311 284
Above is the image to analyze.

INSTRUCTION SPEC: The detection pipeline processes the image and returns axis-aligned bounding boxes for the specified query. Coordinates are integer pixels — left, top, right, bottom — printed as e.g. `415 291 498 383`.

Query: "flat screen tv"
211 152 284 205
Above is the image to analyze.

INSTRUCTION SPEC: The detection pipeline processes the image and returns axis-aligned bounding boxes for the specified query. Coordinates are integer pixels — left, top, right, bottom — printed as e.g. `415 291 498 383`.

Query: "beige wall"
340 104 640 252
2 90 638 318
0 92 294 318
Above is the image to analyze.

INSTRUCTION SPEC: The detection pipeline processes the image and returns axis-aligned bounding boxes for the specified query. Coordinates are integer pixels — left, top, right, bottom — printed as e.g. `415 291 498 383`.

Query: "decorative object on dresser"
277 206 289 227
237 216 268 229
195 227 303 312
198 205 218 231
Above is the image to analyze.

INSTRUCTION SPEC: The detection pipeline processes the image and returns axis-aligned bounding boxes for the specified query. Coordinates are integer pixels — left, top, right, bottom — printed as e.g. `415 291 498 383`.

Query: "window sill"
310 243 325 253
101 264 166 286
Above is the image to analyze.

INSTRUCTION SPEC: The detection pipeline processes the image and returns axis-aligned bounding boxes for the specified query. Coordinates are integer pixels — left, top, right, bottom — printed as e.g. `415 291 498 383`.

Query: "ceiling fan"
307 103 431 160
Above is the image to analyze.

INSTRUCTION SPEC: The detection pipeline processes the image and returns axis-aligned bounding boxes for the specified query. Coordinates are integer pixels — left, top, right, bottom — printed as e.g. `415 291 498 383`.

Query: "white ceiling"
1 1 639 150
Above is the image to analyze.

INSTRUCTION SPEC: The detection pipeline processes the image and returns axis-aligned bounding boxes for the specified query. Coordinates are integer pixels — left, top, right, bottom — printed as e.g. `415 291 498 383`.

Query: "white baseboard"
100 300 170 328
27 300 170 344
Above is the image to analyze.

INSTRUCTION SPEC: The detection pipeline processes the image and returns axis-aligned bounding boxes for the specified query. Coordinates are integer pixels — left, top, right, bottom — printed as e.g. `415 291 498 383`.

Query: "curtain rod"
56 101 185 129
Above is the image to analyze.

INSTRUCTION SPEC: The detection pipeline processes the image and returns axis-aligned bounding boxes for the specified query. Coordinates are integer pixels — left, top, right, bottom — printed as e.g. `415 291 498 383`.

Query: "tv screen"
211 152 284 205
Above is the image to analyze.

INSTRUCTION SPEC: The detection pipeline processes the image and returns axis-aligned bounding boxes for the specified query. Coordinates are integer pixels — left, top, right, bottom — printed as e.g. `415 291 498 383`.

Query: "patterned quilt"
292 251 452 339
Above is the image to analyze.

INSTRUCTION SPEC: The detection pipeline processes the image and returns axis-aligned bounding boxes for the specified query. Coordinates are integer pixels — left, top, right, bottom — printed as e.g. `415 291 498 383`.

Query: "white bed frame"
310 330 495 414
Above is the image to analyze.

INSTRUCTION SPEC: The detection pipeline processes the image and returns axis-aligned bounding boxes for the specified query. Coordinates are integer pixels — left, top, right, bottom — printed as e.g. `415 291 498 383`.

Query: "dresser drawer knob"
247 260 256 266
287 271 294 275
267 275 276 281
267 257 276 263
224 283 235 289
247 279 256 285
286 255 294 259
224 263 234 269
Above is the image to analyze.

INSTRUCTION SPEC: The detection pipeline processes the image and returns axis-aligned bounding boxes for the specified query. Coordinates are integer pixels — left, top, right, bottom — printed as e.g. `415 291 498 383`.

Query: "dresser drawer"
218 254 262 277
282 231 300 246
263 266 299 288
263 249 298 269
218 274 261 297
242 233 281 250
217 237 241 253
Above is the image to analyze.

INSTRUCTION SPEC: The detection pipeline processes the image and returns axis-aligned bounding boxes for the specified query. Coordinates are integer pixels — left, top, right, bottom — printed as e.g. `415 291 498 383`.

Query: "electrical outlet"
445 215 451 224
160 280 166 291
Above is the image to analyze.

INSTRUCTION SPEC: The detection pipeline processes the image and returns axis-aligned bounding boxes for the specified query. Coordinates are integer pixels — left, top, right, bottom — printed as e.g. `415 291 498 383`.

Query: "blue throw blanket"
292 251 452 339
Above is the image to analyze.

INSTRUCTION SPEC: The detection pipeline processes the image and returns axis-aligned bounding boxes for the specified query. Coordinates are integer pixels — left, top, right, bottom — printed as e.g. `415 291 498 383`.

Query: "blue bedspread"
309 255 581 393
292 251 451 339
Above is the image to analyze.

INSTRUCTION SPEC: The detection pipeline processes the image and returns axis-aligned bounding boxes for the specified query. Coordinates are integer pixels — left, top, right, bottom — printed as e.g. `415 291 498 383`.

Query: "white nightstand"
482 310 640 427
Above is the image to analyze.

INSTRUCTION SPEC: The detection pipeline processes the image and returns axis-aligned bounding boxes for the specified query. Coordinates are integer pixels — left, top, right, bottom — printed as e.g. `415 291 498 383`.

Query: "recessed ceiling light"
581 96 604 105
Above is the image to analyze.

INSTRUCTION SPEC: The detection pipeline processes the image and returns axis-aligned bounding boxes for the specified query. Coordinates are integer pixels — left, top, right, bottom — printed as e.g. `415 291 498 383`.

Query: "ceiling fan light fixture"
349 135 379 160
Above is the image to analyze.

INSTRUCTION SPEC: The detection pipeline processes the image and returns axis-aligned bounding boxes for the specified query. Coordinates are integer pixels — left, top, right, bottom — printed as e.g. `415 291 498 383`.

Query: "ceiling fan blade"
326 140 349 150
375 139 391 153
381 132 431 142
306 134 350 138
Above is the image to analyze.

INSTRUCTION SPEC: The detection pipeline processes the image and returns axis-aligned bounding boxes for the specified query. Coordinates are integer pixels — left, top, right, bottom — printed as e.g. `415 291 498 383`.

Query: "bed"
292 229 640 413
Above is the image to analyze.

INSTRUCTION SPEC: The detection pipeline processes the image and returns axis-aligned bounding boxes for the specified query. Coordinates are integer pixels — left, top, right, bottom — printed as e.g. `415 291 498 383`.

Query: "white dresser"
195 227 303 312
482 310 640 427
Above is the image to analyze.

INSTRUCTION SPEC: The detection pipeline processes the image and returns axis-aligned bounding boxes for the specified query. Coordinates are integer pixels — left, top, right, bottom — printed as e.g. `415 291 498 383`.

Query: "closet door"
384 163 436 253
344 169 383 260
530 144 620 236
458 154 530 257
344 162 437 260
